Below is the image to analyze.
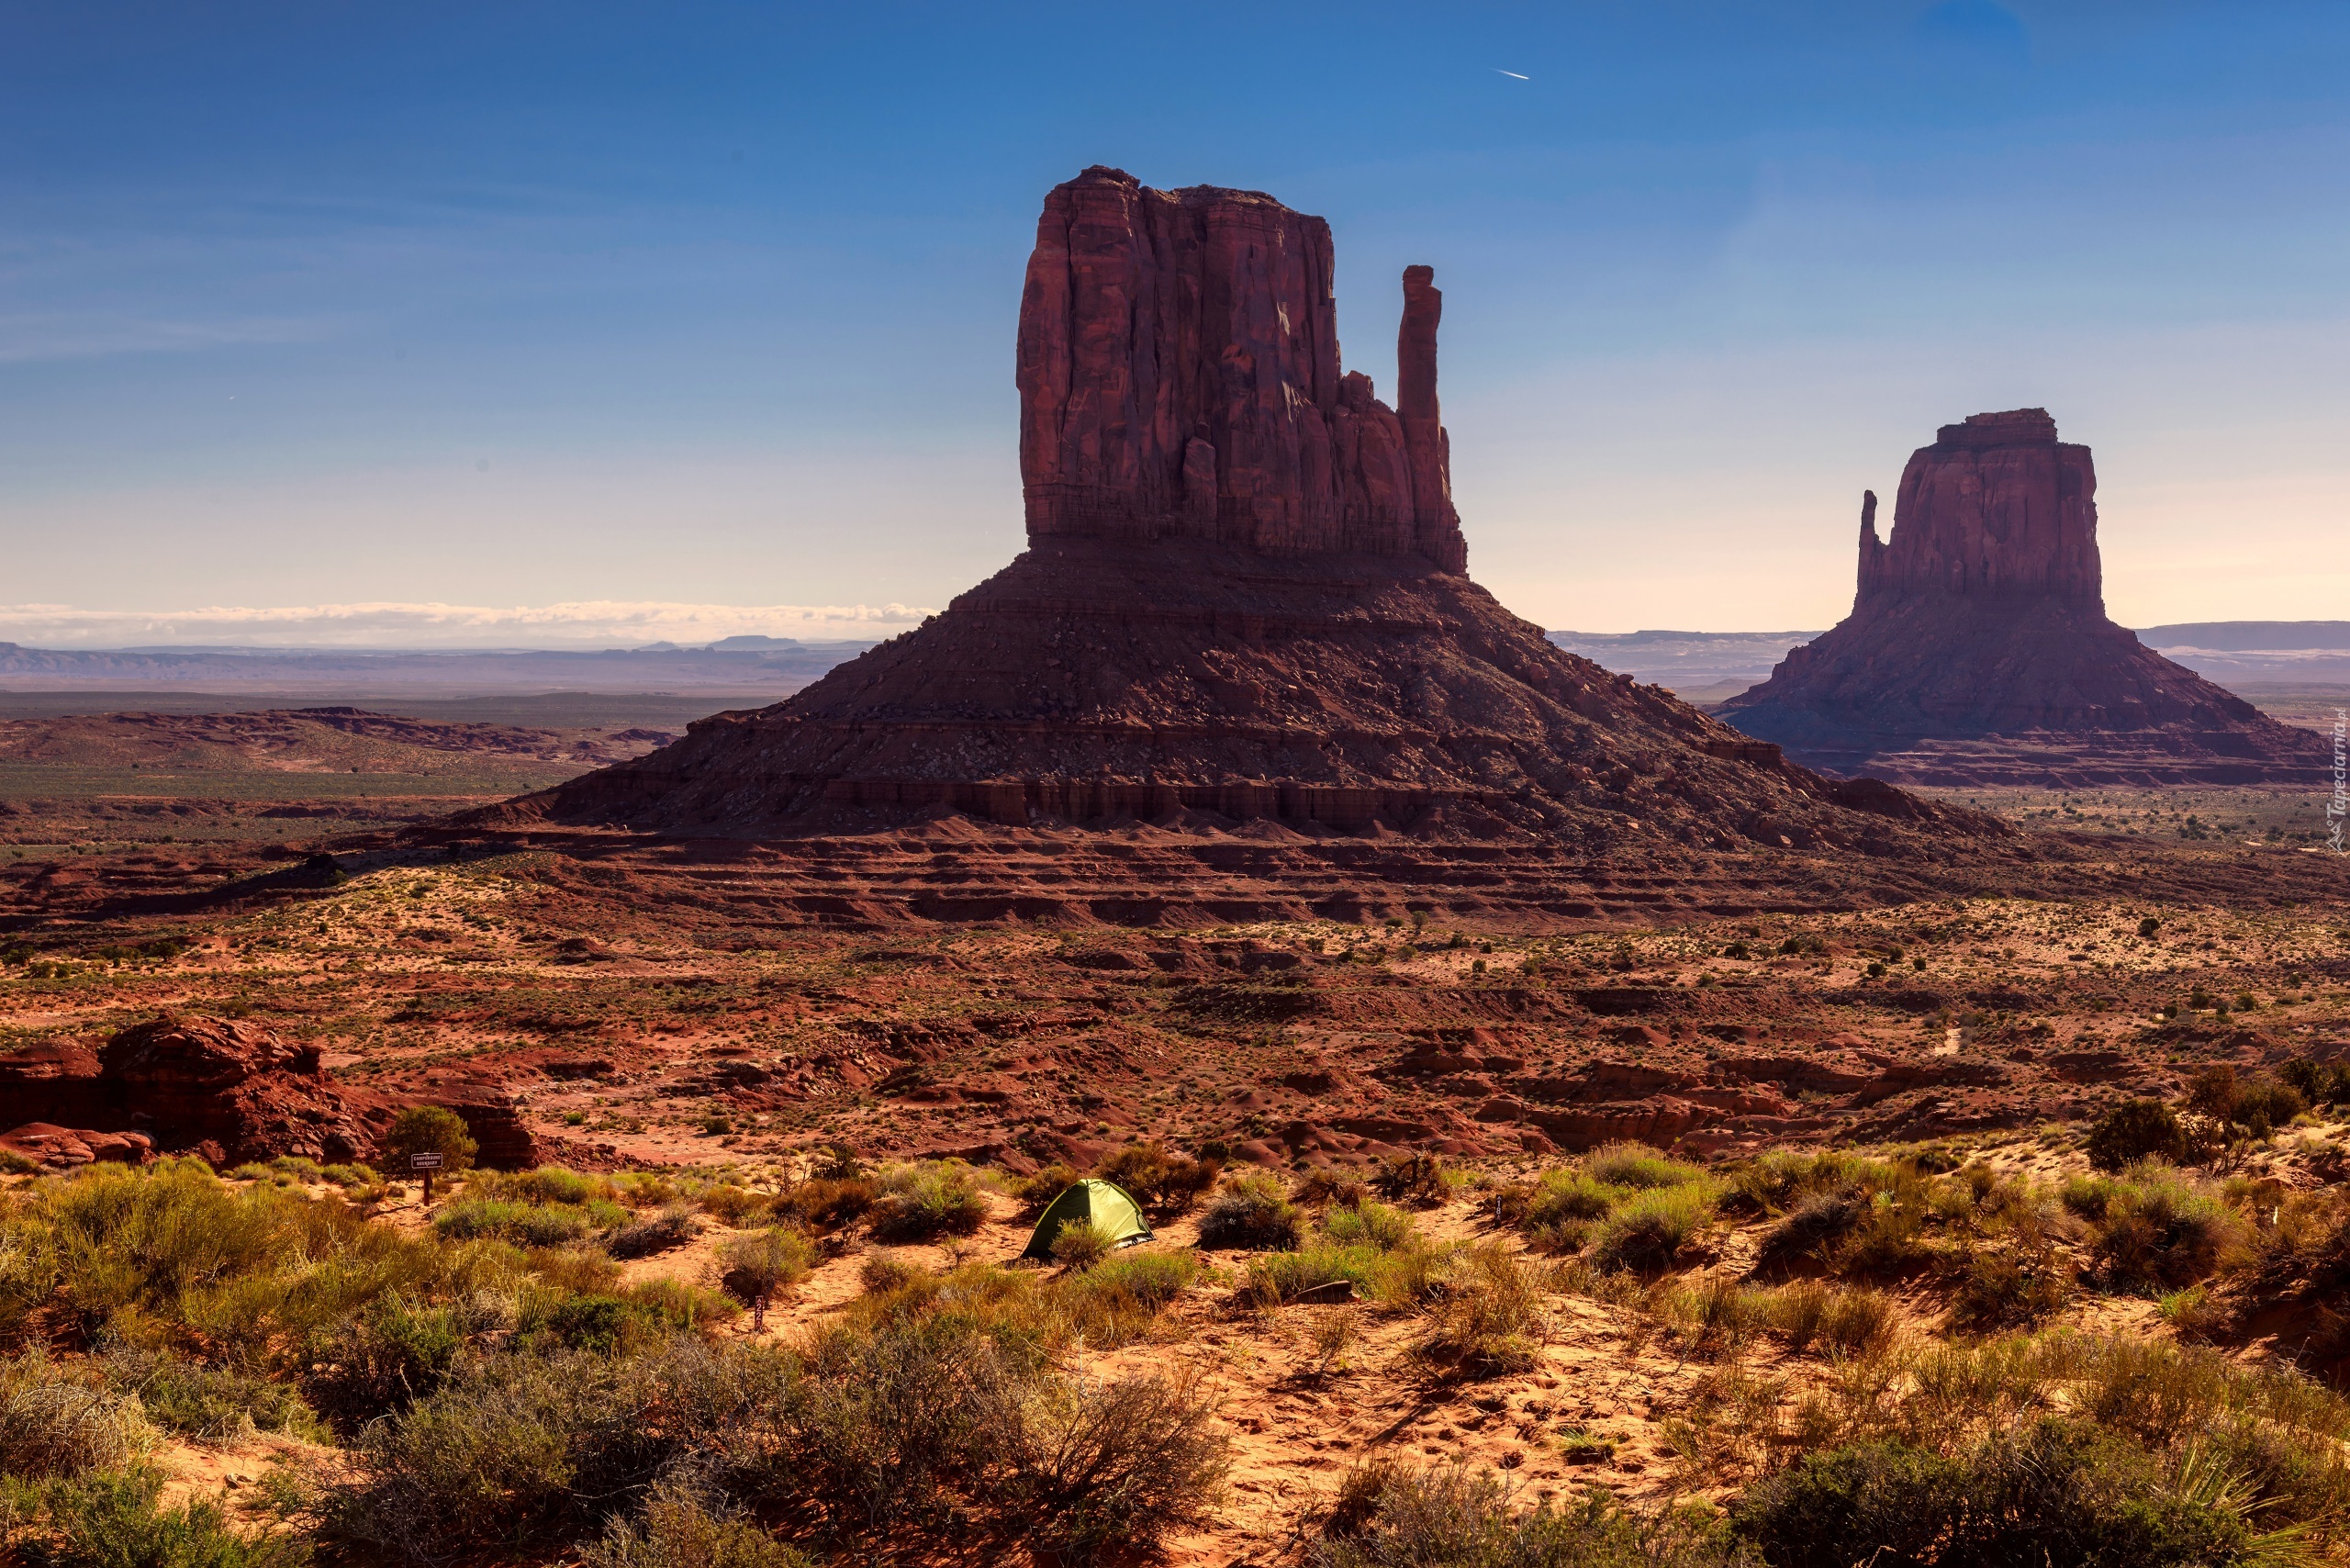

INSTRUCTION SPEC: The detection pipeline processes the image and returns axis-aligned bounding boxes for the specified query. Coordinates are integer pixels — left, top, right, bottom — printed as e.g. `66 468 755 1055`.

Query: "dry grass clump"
867 1161 989 1243
1582 1143 1708 1191
1593 1182 1720 1272
1412 1244 1550 1377
2065 1164 2250 1287
1371 1152 1451 1208
1198 1171 1304 1250
774 1175 878 1233
857 1250 921 1295
583 1478 811 1568
1294 1166 1371 1209
0 1355 154 1478
604 1204 701 1260
1314 1462 1739 1567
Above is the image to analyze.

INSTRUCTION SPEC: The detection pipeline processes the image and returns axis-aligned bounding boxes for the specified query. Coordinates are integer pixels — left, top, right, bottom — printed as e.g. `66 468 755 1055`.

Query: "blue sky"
3 1 2346 644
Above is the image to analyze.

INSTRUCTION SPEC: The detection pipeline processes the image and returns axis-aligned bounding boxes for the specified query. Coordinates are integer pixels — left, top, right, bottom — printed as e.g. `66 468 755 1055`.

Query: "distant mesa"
482 165 1996 868
1719 409 2335 787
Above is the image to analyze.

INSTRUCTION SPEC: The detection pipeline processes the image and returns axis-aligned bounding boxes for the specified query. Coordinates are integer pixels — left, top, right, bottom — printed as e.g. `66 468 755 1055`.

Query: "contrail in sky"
1495 69 1529 79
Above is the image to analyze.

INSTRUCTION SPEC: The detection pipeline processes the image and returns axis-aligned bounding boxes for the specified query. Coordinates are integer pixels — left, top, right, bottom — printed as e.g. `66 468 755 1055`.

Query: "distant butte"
1719 409 2335 788
464 168 2026 924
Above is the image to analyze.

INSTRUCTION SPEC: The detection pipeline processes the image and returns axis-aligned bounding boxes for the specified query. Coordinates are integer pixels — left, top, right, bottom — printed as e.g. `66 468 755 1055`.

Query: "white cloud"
0 599 934 650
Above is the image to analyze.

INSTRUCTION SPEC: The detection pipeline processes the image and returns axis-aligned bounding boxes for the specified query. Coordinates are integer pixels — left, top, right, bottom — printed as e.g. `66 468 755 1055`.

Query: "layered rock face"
1018 167 1465 570
489 169 2000 866
1723 410 2333 786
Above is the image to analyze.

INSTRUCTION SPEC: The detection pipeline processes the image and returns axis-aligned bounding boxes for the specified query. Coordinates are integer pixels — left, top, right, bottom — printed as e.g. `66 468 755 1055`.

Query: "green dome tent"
1021 1178 1153 1261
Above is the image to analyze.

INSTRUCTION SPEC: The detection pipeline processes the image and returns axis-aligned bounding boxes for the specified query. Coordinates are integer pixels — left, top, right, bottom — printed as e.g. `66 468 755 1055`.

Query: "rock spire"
1016 166 1467 571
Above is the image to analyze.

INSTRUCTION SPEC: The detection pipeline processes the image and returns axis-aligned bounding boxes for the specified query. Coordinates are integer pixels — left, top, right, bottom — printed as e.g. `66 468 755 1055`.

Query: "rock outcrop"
0 1017 375 1167
1721 410 2333 786
1018 167 1465 569
476 169 2007 878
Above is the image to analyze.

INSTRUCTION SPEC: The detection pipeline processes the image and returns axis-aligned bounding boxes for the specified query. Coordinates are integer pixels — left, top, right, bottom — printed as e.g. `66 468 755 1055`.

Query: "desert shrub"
1198 1172 1303 1250
1764 1282 1896 1358
2087 1099 2190 1171
379 1105 477 1177
605 1204 701 1260
2083 1166 2248 1287
775 1176 877 1232
1732 1419 2270 1568
1315 1462 1740 1566
1414 1244 1549 1378
858 1251 920 1295
1594 1183 1718 1271
784 1315 1029 1529
1371 1152 1449 1207
2278 1058 2350 1109
1011 1163 1082 1218
996 1367 1226 1562
470 1166 617 1207
433 1198 599 1248
583 1479 810 1568
332 1338 778 1562
1323 1201 1416 1251
0 1356 154 1478
1068 1251 1196 1313
1094 1141 1219 1215
710 1222 812 1326
299 1296 476 1434
98 1346 323 1444
1048 1219 1118 1271
867 1163 988 1243
1238 1233 1447 1311
1945 1240 2074 1332
1760 1188 1865 1268
38 1466 310 1568
1519 1170 1627 1254
1583 1143 1707 1191
696 1184 769 1226
1294 1166 1371 1209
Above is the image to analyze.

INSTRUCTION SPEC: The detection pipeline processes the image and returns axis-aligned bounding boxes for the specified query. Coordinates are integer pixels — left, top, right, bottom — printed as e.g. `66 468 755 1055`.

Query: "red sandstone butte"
1018 167 1466 571
479 168 2001 873
1722 409 2333 787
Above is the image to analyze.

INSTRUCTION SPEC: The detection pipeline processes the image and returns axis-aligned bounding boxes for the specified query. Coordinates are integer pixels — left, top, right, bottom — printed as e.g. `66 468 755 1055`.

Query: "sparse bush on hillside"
1199 1172 1303 1251
1583 1143 1707 1191
867 1162 988 1243
1414 1244 1549 1378
2087 1099 2190 1172
775 1176 878 1232
1048 1218 1118 1271
1372 1153 1450 1208
1012 1163 1082 1218
38 1466 312 1568
1093 1141 1219 1215
1594 1183 1718 1272
605 1204 701 1260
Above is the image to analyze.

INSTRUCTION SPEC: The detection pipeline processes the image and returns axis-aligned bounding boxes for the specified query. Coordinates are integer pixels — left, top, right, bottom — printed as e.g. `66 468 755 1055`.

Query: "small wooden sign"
409 1152 444 1170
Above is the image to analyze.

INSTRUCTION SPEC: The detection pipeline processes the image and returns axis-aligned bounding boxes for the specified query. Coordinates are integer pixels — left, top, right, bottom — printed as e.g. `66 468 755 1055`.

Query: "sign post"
410 1150 443 1205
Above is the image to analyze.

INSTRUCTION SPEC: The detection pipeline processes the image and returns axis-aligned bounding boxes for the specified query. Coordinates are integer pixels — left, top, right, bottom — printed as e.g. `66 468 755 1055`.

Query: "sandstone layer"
1721 409 2334 787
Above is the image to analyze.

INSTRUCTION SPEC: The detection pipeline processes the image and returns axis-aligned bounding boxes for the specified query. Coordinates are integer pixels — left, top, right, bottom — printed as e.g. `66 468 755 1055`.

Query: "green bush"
433 1199 598 1249
38 1467 310 1568
1583 1143 1707 1191
379 1106 477 1178
1048 1219 1118 1271
2081 1166 2248 1288
1732 1420 2267 1568
99 1347 323 1444
1413 1244 1549 1377
583 1479 810 1568
867 1163 989 1243
605 1205 700 1260
1322 1201 1416 1251
1198 1173 1304 1250
1594 1183 1718 1271
1315 1462 1739 1566
2087 1100 2189 1172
